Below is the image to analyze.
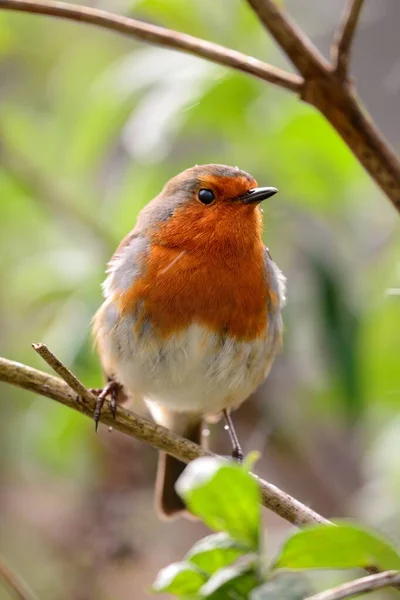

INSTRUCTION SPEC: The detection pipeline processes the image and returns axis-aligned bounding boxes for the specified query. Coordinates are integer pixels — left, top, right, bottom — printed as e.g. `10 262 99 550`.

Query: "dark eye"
198 188 215 205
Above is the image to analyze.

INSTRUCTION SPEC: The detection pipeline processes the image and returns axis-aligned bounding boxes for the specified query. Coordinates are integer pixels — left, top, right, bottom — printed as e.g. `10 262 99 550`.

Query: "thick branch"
0 0 399 211
246 0 330 76
0 0 301 93
246 0 400 212
331 0 365 77
306 571 400 600
0 353 329 527
0 351 392 586
0 554 38 600
305 78 400 213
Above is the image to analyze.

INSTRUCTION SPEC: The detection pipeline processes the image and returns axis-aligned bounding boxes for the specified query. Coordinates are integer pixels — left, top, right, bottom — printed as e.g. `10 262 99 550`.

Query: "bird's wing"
102 231 149 300
92 231 149 407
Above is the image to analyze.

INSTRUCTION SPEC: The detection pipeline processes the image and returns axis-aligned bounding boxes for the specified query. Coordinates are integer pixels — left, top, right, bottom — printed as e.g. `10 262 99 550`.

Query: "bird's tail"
153 411 203 519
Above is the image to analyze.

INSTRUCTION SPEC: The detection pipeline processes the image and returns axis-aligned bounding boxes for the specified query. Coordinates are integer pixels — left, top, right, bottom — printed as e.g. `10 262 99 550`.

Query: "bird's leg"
223 409 243 463
91 379 120 432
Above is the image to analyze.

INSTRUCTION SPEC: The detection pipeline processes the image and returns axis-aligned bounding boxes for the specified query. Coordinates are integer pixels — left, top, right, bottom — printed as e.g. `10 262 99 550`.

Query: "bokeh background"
0 1 399 598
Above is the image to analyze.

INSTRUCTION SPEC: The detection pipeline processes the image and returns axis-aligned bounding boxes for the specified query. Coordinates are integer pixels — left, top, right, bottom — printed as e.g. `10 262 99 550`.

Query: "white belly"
97 302 279 416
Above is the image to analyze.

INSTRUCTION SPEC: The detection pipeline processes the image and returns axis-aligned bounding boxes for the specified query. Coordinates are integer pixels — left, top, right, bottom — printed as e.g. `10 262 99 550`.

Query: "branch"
246 0 330 76
0 0 301 93
0 554 38 600
245 0 400 212
306 571 400 600
0 348 392 586
0 350 329 527
1 0 399 211
331 0 365 78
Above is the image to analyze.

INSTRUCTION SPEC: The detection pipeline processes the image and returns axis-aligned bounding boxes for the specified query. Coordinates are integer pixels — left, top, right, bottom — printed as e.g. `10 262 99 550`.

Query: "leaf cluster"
152 457 400 599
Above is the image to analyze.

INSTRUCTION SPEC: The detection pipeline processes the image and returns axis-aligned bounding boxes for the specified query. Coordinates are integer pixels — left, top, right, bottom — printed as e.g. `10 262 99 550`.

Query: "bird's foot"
91 380 120 432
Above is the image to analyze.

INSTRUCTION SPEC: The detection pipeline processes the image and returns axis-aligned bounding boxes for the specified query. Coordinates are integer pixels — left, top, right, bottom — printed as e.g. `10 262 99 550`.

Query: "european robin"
92 164 286 518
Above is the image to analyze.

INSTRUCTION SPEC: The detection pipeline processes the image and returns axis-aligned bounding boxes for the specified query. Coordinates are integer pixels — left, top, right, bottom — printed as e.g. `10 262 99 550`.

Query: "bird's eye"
198 188 215 205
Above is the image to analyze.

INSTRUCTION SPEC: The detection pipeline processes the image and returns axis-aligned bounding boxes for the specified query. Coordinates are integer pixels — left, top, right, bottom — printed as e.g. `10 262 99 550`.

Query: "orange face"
147 164 277 253
118 164 279 341
197 172 258 203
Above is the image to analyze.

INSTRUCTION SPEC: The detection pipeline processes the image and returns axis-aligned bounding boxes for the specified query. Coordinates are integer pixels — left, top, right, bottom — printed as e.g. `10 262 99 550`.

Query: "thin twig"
34 345 330 527
0 554 38 600
331 0 365 77
32 343 93 402
306 570 400 600
0 352 328 527
0 0 302 92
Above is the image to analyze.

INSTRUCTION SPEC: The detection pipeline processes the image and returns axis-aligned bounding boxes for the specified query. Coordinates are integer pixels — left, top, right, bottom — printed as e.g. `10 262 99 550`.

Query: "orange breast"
118 202 270 341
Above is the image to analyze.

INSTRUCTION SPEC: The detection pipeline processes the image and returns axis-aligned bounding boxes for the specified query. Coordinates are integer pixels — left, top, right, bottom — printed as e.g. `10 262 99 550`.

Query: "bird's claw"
92 380 120 432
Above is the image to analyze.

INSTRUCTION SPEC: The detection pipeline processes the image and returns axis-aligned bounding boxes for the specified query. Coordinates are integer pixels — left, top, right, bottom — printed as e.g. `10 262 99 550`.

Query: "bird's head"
138 164 278 251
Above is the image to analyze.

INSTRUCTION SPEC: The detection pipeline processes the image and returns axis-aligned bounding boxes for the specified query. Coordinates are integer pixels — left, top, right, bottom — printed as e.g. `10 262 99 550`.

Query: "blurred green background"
0 1 399 599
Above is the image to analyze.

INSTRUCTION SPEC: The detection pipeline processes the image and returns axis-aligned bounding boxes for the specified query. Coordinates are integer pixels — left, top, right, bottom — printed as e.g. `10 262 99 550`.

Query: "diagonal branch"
0 350 393 586
245 0 330 76
0 0 302 93
0 0 399 211
306 570 400 600
331 0 365 78
0 352 329 527
245 0 400 212
32 343 93 401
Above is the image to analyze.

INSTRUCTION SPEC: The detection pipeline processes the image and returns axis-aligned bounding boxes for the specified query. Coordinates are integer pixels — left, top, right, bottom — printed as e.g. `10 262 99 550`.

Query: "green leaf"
250 572 312 600
151 561 206 595
200 564 259 599
176 457 261 549
274 522 400 571
186 532 250 575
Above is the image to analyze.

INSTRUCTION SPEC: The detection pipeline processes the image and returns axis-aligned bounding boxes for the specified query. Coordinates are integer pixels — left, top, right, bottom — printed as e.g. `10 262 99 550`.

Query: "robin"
92 164 286 518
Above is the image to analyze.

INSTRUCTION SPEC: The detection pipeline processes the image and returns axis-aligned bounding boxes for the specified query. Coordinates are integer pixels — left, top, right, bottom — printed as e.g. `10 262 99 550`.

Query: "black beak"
239 186 278 204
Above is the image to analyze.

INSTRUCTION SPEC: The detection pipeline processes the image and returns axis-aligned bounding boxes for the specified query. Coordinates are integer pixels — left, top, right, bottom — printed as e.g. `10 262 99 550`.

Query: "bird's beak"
239 187 278 204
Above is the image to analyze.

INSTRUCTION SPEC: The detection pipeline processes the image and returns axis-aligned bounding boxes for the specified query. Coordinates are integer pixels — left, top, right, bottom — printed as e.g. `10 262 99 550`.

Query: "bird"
92 164 286 518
